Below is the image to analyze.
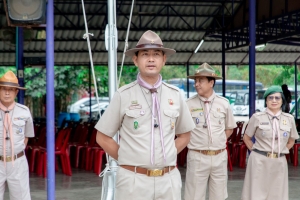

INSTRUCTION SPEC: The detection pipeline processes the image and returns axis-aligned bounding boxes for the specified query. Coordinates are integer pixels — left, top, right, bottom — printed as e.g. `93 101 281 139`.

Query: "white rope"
117 0 135 88
81 0 102 117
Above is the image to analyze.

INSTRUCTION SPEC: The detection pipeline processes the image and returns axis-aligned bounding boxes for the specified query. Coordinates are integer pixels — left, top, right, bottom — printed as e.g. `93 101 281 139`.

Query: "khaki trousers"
184 149 228 200
115 166 182 200
0 155 31 200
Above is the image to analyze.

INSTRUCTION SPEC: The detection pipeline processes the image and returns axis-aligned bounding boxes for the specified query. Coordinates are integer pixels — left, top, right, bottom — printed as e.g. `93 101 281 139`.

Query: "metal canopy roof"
0 0 300 66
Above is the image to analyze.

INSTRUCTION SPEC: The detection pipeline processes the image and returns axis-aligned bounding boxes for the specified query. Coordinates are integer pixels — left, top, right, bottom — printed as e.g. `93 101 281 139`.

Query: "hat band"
192 72 219 77
136 44 163 49
0 81 20 87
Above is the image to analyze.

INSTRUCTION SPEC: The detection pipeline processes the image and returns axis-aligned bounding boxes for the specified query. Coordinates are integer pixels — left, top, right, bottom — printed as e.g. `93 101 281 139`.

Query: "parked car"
79 102 109 120
67 97 109 113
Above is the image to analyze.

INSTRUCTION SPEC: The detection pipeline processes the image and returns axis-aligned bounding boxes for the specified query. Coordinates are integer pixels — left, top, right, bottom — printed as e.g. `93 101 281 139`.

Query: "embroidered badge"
168 99 174 105
191 108 203 112
283 120 287 125
14 117 26 121
199 112 203 116
131 100 138 105
283 132 288 137
260 122 269 125
196 118 200 124
171 121 175 129
129 104 142 110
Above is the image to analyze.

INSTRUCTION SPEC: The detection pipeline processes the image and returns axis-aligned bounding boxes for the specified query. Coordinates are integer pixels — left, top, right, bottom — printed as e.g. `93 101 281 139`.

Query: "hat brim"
187 74 223 80
0 83 26 90
125 47 176 57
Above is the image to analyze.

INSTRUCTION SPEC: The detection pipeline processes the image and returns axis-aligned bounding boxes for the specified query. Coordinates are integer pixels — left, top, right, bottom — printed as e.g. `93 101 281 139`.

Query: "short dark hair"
207 77 216 87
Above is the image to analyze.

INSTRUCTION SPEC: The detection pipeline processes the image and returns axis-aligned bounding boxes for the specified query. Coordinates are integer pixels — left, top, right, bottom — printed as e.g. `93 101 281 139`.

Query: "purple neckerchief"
137 73 166 165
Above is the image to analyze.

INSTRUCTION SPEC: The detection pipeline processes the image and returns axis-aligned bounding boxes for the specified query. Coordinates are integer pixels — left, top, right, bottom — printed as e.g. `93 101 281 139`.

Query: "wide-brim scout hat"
0 71 26 90
263 85 282 98
125 30 176 57
187 63 222 80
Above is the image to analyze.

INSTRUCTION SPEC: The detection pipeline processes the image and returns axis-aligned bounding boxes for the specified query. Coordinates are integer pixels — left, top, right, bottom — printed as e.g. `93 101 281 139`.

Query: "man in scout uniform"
0 71 34 200
95 30 195 200
184 63 236 200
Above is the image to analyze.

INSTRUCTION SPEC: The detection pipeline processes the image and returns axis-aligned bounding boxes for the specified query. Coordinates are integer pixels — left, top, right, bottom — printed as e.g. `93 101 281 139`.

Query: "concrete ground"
3 162 300 200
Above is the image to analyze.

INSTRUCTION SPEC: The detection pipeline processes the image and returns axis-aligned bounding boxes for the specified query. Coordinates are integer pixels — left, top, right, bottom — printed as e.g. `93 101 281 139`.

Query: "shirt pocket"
279 125 290 141
124 110 145 134
257 124 271 138
212 110 226 126
191 111 203 126
163 109 179 132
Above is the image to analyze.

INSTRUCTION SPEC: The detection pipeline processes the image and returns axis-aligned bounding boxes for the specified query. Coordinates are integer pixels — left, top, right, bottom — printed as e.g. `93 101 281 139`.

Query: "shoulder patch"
15 103 28 110
186 94 198 102
162 82 180 91
118 81 138 93
215 95 229 103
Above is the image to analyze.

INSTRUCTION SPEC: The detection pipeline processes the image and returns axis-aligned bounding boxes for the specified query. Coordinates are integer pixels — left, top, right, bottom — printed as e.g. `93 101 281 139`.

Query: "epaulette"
118 81 138 93
186 94 198 102
254 112 266 116
15 103 29 110
162 82 180 92
281 112 294 119
215 94 229 103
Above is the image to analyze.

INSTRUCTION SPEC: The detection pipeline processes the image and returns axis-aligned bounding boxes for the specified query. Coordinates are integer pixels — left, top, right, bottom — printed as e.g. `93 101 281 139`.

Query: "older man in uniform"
184 63 236 200
95 30 195 200
0 71 34 200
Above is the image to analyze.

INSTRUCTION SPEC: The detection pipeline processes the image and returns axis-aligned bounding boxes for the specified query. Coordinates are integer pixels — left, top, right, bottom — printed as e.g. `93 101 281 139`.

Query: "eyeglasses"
267 96 281 101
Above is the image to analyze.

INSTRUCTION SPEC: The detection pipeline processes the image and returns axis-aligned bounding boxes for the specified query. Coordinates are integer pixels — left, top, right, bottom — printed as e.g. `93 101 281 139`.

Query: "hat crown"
263 85 283 98
195 63 215 74
136 30 163 47
0 71 19 85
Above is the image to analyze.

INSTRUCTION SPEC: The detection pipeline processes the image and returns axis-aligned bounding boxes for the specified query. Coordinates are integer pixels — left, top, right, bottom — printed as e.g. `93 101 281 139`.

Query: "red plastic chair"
28 127 47 172
231 121 244 165
36 127 72 177
226 142 233 171
292 143 300 166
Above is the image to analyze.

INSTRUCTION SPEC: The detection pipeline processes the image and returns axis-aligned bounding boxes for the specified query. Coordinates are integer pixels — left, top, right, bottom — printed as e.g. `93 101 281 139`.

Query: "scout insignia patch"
283 120 287 125
199 112 203 116
134 121 139 129
196 118 199 124
168 99 174 105
140 110 145 115
283 132 288 137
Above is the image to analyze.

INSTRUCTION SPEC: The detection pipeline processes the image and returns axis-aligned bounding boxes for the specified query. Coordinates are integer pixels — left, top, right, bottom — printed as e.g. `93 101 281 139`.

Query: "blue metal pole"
222 4 225 97
295 61 298 119
16 27 25 104
46 0 55 199
249 0 256 117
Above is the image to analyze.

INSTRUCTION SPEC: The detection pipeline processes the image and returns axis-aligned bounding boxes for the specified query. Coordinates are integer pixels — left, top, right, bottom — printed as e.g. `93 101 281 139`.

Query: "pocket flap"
13 120 26 127
280 125 290 132
125 110 141 118
191 112 200 118
258 125 270 131
164 110 179 118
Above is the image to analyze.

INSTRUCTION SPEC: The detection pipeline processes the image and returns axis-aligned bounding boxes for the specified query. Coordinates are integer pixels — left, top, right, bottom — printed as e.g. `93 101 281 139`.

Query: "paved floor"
3 160 300 200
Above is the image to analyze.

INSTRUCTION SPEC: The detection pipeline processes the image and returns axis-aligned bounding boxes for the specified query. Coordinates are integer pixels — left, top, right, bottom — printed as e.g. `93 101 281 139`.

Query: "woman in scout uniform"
242 85 298 200
95 30 195 200
0 71 34 200
184 63 236 200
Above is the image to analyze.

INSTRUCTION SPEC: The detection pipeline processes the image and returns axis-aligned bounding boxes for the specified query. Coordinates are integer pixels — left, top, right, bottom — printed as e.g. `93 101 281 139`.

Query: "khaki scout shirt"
186 91 236 150
246 110 299 154
95 81 195 169
0 103 34 155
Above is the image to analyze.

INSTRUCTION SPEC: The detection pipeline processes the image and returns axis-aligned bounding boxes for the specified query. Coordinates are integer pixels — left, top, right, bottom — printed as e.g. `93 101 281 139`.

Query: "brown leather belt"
0 151 24 162
120 165 176 177
191 149 226 156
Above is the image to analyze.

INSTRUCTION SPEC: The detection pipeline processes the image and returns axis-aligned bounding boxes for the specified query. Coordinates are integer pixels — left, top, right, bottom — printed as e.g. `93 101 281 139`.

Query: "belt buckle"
267 152 278 158
147 169 164 177
207 150 216 156
6 156 12 162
